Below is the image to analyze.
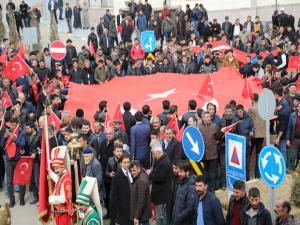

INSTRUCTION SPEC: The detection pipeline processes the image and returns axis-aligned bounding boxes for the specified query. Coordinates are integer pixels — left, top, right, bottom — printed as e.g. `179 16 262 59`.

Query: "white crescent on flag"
20 162 29 175
12 62 22 71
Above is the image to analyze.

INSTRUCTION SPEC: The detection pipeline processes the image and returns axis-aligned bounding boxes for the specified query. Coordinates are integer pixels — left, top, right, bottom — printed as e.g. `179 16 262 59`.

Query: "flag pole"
246 78 252 106
44 111 54 223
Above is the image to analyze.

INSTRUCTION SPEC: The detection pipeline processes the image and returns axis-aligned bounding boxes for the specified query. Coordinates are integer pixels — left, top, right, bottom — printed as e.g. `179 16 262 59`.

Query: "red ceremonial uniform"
51 171 74 225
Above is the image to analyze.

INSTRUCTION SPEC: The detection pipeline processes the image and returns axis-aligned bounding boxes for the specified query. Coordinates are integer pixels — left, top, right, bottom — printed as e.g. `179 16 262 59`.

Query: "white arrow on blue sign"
259 145 286 188
182 126 205 162
141 30 156 53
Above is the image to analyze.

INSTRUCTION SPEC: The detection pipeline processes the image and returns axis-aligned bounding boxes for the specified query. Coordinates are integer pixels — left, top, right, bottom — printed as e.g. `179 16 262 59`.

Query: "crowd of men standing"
0 0 299 225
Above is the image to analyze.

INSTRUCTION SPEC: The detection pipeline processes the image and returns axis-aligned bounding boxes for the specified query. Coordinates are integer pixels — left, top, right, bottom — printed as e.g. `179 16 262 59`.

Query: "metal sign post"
258 89 277 221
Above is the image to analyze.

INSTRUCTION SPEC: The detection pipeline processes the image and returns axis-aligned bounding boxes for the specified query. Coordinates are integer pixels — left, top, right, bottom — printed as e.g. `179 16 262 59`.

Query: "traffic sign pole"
258 89 276 222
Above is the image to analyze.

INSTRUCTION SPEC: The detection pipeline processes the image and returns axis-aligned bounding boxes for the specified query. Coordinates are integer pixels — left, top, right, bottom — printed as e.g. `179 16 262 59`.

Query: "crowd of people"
0 0 299 225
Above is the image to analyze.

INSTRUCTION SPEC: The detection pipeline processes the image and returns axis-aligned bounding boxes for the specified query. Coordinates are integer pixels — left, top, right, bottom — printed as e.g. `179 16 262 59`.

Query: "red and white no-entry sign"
50 40 66 61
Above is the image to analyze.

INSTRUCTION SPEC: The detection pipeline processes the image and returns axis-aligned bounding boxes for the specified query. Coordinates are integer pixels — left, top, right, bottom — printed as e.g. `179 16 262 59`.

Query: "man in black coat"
110 152 132 225
240 187 272 225
65 39 77 69
98 126 115 220
226 180 249 225
162 126 183 164
99 28 113 56
87 27 98 53
278 8 289 28
25 122 41 204
148 141 172 225
122 101 136 143
69 59 83 84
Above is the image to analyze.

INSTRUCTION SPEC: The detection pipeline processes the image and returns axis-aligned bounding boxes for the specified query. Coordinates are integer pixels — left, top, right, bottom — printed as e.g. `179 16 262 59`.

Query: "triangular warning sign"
230 147 240 166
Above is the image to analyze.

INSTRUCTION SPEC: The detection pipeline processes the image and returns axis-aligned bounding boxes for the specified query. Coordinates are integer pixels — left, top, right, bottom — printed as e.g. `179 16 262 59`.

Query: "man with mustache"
241 187 272 225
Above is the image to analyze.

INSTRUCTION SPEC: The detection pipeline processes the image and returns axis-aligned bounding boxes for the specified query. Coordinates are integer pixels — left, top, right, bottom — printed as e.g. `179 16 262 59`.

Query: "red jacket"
130 44 145 60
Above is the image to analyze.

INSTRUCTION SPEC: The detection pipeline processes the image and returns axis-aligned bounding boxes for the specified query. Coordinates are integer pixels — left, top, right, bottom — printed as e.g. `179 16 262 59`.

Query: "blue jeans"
140 221 149 225
279 139 287 164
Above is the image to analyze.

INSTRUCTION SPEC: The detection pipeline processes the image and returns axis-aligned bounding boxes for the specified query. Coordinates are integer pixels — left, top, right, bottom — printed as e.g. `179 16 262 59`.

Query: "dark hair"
135 111 143 122
188 115 198 123
169 105 177 114
78 133 88 142
25 122 35 129
114 143 123 150
207 102 216 111
123 101 131 111
142 105 150 115
178 160 192 172
119 152 131 162
151 129 160 137
274 87 283 96
188 99 197 110
236 104 244 111
99 100 107 111
248 187 260 198
233 180 245 190
76 108 84 118
81 119 90 127
225 104 233 111
229 100 237 108
50 94 59 102
162 100 170 110
196 175 207 185
130 160 142 169
282 201 291 213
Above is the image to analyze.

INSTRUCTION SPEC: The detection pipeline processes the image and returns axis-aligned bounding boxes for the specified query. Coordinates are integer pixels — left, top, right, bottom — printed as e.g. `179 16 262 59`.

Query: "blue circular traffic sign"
258 146 286 188
182 126 205 162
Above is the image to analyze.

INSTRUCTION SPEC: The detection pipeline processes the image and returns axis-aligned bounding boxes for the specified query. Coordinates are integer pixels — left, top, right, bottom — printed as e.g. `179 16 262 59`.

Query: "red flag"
242 78 254 99
288 55 300 70
5 125 19 159
48 111 61 132
113 103 126 131
18 41 26 59
1 91 13 108
89 40 96 58
16 85 23 93
44 74 48 85
166 116 179 134
175 125 185 141
12 157 33 185
221 121 239 133
62 76 70 86
0 50 8 66
32 80 39 102
252 77 264 87
38 120 52 223
104 113 113 129
197 74 214 101
2 54 30 81
0 108 6 129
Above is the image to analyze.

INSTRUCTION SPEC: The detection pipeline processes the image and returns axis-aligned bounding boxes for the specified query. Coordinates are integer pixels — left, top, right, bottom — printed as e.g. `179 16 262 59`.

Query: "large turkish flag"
12 157 33 185
2 54 30 81
64 68 262 123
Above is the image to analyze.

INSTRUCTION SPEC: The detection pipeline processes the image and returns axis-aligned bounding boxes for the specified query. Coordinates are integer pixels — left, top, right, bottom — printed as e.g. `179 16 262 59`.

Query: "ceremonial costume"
76 176 103 225
49 147 74 225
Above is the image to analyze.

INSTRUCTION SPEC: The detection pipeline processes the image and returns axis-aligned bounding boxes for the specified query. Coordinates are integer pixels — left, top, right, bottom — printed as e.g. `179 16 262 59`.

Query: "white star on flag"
144 88 177 102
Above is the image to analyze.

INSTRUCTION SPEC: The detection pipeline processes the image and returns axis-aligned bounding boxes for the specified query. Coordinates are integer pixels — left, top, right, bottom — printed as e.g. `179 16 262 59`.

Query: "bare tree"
50 11 59 42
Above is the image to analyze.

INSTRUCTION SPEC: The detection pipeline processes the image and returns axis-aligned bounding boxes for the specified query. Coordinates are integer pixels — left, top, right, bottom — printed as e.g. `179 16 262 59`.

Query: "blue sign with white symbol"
141 30 156 52
259 146 286 188
225 133 246 191
182 126 205 162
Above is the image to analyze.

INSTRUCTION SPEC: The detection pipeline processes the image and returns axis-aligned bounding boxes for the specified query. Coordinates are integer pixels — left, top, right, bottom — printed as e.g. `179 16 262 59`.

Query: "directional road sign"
225 133 246 191
50 40 66 61
141 30 156 53
259 145 286 188
182 126 205 162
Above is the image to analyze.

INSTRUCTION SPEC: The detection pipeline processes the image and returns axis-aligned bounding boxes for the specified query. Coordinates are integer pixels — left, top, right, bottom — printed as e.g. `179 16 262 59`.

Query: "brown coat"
199 122 219 160
222 56 239 69
248 102 266 138
130 171 152 221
